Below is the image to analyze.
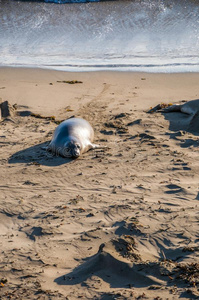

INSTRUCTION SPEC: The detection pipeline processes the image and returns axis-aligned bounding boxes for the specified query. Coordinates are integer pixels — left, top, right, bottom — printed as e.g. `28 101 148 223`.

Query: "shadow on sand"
54 250 162 289
54 245 198 299
161 110 199 148
8 142 73 166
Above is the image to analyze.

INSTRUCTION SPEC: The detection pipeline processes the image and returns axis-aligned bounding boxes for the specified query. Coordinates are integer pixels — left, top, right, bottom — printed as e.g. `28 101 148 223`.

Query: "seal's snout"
72 149 80 158
71 142 81 158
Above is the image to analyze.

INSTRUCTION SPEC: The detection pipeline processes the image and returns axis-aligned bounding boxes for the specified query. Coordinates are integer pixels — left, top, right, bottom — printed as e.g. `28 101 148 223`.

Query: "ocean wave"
7 0 199 3
1 0 199 72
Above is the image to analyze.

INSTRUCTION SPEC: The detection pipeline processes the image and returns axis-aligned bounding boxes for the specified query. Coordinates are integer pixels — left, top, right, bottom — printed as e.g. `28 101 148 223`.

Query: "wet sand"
0 67 199 299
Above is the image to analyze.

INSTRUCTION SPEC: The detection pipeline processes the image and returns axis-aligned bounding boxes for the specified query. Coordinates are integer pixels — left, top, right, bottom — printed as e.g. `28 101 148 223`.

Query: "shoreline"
2 65 199 73
0 66 199 299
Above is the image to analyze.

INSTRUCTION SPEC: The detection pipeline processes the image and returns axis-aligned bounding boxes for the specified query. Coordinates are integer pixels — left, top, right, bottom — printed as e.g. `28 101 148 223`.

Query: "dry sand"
0 67 199 299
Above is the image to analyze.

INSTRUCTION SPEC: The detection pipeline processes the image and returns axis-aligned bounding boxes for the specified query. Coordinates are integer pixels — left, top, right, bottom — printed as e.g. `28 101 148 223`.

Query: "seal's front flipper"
87 143 100 151
89 144 109 152
91 143 101 149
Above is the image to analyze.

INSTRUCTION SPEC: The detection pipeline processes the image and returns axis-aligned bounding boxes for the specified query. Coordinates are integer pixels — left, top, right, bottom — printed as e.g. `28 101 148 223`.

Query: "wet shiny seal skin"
47 117 98 158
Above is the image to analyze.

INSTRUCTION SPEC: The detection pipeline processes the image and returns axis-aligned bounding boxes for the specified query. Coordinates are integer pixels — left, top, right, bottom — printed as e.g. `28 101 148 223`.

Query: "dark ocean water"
0 0 199 72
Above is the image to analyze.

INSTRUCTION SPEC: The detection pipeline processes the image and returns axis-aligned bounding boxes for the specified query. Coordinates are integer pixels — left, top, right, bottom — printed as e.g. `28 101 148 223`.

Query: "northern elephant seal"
162 99 199 132
163 99 199 115
47 117 98 158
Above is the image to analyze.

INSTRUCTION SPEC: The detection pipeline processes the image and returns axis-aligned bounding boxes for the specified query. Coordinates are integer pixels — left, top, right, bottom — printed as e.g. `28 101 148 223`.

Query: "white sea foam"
0 0 199 72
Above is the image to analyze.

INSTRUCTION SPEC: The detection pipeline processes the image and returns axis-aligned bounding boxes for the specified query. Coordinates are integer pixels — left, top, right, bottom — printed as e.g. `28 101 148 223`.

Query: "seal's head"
63 141 81 158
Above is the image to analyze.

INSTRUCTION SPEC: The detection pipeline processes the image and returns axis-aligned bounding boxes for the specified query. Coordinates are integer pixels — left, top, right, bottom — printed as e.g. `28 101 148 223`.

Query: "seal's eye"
76 144 80 149
65 147 70 152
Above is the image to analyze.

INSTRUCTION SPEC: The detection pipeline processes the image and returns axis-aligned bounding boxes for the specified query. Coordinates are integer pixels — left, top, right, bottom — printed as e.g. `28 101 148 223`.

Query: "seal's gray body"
48 118 96 158
163 99 199 132
163 99 199 115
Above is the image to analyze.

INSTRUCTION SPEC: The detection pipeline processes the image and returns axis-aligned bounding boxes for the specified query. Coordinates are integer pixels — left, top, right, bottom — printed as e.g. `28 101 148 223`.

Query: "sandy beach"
0 67 199 299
